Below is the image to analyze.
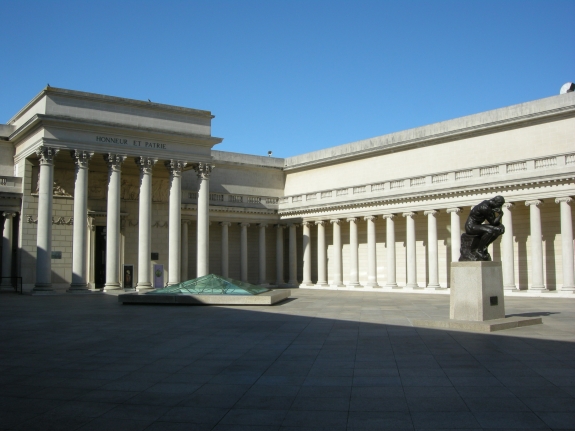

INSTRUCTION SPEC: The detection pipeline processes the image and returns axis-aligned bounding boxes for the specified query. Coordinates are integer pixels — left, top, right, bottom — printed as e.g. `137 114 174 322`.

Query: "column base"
315 282 328 288
560 285 575 292
425 283 442 290
136 282 153 292
504 284 518 291
348 282 362 288
404 284 422 290
104 283 122 291
365 282 381 288
299 281 314 287
386 283 400 289
0 284 15 292
32 284 53 293
529 285 548 292
331 282 345 287
67 284 91 293
287 279 299 287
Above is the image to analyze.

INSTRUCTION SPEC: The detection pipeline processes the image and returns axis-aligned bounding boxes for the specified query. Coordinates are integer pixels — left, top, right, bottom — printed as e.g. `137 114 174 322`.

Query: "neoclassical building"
0 87 573 295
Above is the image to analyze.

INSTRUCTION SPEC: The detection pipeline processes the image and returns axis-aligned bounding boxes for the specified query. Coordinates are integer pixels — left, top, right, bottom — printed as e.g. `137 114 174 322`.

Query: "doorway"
95 226 106 289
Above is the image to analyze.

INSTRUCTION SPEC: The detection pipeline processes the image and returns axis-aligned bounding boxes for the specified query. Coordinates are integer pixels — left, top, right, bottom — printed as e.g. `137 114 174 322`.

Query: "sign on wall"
153 264 164 289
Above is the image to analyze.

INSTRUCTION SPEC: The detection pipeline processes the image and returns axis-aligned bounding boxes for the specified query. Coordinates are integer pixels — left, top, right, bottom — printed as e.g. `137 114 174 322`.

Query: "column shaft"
69 151 93 292
502 203 516 290
301 221 313 286
34 146 58 292
403 212 419 289
330 220 344 287
167 160 186 285
258 224 268 285
220 222 230 277
365 216 379 287
315 221 327 286
194 163 213 277
104 154 125 291
275 225 285 286
136 157 156 291
240 223 250 282
425 210 440 289
1 212 16 290
447 208 461 262
348 218 360 287
556 197 575 291
383 215 397 288
181 221 189 281
526 200 546 291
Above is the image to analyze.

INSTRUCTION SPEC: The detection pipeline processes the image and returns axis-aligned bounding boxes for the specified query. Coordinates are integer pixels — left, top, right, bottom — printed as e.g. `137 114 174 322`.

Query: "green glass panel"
146 274 271 296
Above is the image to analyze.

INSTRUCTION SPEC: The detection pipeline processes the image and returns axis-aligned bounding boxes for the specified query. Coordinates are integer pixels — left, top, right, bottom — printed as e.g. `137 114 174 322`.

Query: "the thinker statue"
460 195 506 261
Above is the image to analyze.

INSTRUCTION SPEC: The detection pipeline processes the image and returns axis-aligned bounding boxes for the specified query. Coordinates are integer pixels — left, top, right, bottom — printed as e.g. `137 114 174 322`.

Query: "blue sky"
1 0 573 158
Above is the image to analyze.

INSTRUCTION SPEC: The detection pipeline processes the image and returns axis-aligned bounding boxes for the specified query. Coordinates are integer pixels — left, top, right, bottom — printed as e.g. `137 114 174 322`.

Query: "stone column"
258 223 268 285
0 212 16 290
181 220 189 281
135 157 156 291
194 163 213 277
403 212 419 289
382 214 397 288
330 219 344 287
301 221 313 286
68 150 93 292
501 202 516 290
364 216 379 287
287 223 298 286
425 210 440 289
525 200 546 291
166 160 186 285
556 197 575 291
220 222 230 277
34 146 59 292
315 221 328 287
348 217 360 287
446 208 461 262
240 222 250 282
103 154 126 291
275 224 285 286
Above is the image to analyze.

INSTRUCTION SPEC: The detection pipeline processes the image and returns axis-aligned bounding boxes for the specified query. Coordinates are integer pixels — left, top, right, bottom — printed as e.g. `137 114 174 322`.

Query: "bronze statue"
460 195 505 261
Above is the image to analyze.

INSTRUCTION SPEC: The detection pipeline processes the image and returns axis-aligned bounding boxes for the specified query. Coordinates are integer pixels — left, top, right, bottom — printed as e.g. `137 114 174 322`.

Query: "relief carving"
88 173 107 200
121 177 140 201
152 178 169 202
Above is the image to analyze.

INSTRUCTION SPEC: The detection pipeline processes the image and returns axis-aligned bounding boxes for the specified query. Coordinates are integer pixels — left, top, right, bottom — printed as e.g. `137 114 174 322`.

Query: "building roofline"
8 86 215 125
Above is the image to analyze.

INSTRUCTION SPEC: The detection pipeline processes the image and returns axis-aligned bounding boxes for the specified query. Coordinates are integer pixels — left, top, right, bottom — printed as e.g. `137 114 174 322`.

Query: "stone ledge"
118 289 291 305
411 316 543 333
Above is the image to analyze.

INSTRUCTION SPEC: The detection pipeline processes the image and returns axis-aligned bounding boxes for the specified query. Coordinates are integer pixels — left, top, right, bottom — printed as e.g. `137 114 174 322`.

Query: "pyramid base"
118 289 290 305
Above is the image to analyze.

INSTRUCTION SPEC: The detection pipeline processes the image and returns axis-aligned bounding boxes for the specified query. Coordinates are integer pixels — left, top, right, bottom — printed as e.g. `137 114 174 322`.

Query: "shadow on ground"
0 290 574 431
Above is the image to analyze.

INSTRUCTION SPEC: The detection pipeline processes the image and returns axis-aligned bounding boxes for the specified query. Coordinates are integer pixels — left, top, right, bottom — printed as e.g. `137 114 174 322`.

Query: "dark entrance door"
95 226 106 289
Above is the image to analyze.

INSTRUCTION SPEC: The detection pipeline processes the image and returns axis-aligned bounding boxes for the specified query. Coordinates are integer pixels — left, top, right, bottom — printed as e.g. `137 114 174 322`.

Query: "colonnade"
31 145 212 293
298 200 574 291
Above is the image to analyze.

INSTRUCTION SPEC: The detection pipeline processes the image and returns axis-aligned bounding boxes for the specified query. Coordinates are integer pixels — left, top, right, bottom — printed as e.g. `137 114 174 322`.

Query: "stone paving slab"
0 289 574 430
411 316 543 332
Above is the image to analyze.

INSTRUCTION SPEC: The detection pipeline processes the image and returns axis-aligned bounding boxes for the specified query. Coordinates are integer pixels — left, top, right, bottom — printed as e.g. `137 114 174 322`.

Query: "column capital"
330 219 341 225
165 159 187 176
287 222 299 228
555 197 573 205
302 221 313 227
2 212 17 218
381 213 395 219
446 207 461 214
219 221 231 227
424 210 438 216
525 200 544 207
36 146 59 164
70 150 93 168
402 212 417 218
239 222 250 228
502 202 515 210
193 162 214 180
364 215 378 221
275 224 286 229
104 153 126 171
347 217 358 223
258 223 268 228
315 220 325 226
135 156 157 174
181 219 191 226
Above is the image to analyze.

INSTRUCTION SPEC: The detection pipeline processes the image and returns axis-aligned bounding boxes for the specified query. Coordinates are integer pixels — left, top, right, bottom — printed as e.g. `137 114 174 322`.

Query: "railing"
0 277 23 294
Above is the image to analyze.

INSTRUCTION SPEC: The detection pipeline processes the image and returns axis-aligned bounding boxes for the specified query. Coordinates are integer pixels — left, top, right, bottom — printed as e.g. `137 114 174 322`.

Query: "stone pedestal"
450 261 505 321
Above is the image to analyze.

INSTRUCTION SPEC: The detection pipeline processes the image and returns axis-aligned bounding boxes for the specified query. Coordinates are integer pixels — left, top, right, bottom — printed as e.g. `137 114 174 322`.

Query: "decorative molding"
402 212 417 218
53 216 73 225
502 202 515 209
135 156 157 175
36 146 59 164
381 214 395 219
165 159 187 176
314 220 325 226
193 162 214 180
104 153 126 172
555 197 572 205
26 215 37 224
525 200 544 207
151 221 168 228
424 210 438 216
446 208 462 214
364 215 377 221
71 150 93 169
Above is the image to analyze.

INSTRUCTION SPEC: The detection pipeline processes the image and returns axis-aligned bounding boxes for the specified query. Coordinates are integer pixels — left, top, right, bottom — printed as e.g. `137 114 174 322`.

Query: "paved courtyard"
0 289 574 431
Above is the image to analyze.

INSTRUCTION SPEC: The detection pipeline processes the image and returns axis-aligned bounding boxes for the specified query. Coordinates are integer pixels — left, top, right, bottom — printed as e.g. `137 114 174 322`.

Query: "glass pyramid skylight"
146 274 271 296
